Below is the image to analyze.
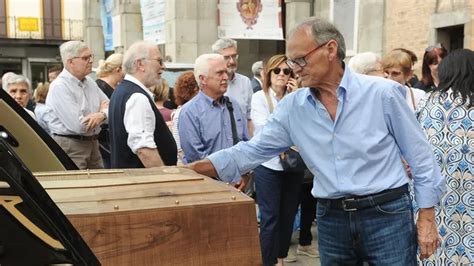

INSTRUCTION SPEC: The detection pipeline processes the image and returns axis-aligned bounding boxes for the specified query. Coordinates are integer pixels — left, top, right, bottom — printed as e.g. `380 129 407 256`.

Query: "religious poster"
218 0 283 40
140 0 166 44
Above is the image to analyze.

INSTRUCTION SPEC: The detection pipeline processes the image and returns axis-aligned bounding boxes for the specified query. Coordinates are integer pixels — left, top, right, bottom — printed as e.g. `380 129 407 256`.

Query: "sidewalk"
285 223 320 266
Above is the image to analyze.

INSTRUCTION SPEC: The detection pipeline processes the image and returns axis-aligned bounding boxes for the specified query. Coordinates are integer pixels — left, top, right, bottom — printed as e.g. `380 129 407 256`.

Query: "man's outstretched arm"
185 159 217 178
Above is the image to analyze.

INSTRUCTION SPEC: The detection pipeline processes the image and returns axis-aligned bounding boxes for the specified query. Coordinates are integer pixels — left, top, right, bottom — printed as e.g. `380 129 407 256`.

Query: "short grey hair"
290 18 346 61
348 52 381 75
251 61 263 77
194 54 225 87
59 41 89 65
4 74 32 93
211 38 237 53
1 72 15 87
122 41 155 74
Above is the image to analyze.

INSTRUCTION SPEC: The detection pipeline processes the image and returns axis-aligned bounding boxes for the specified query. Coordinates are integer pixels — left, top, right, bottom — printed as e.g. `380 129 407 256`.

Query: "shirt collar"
61 68 86 85
305 63 350 105
198 90 226 107
229 72 237 83
124 74 155 99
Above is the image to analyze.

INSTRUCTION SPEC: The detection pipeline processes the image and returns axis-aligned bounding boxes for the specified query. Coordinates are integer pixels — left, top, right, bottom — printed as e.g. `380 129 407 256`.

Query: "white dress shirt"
251 89 283 171
46 69 109 136
122 74 157 153
405 86 426 113
225 73 253 120
34 103 55 135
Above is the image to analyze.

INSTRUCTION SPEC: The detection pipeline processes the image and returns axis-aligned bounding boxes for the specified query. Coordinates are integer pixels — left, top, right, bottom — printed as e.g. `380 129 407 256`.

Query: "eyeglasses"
147 58 163 66
286 41 329 69
425 43 443 52
223 54 239 62
272 67 292 76
72 54 94 62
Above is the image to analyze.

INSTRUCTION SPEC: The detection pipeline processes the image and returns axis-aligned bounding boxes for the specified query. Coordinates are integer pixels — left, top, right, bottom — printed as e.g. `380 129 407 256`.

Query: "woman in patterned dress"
417 49 473 265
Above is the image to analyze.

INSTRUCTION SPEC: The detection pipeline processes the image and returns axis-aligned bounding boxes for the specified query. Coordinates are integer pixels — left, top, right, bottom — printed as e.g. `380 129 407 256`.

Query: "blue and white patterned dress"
416 90 473 265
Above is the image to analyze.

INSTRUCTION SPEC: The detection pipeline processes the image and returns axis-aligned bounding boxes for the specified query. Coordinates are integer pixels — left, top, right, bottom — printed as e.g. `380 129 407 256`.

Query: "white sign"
218 0 283 40
140 0 166 44
112 15 122 48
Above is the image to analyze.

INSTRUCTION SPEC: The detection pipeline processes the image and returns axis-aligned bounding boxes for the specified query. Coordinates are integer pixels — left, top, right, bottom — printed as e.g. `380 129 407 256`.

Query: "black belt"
53 133 99 141
318 184 409 212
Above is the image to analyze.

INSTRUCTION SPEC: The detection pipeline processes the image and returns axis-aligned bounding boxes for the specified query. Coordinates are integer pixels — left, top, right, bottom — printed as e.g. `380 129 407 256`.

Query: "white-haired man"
212 38 254 136
3 74 35 118
347 52 384 77
108 41 177 168
178 53 248 189
46 40 109 169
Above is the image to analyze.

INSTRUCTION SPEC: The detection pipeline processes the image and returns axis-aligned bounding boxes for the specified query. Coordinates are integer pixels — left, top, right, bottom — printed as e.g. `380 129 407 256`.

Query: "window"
330 0 359 56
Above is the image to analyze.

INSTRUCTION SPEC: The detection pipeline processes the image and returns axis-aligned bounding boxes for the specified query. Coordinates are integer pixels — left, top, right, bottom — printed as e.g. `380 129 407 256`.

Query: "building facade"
2 0 473 82
0 0 85 87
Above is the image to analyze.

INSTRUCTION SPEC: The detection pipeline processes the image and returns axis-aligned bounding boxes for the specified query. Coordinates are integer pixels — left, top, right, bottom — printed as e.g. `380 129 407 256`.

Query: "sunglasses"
425 43 443 52
272 67 292 75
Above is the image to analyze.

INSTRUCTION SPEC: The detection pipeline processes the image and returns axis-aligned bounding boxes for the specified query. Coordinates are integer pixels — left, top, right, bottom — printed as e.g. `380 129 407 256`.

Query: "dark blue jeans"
254 165 303 265
317 193 417 266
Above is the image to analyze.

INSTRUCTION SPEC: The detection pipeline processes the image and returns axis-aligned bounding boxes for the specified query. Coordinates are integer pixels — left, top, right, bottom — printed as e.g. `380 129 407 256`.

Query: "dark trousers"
254 165 303 265
299 182 317 246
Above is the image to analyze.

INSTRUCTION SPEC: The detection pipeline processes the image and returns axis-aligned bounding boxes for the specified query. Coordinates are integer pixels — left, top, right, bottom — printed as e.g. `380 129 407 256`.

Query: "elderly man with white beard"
108 41 177 168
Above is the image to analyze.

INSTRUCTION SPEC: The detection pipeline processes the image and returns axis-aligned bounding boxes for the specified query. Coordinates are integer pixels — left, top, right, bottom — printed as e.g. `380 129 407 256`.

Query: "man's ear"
135 59 145 72
327 40 338 62
199 75 207 86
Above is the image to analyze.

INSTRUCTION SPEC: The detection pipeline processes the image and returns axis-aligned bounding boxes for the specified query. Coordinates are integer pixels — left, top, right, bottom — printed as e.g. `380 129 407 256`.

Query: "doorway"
437 25 464 51
29 61 62 89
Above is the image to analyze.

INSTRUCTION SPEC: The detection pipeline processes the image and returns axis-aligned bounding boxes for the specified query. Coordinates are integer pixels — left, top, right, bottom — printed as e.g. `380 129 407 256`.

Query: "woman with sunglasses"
251 54 303 266
414 43 448 92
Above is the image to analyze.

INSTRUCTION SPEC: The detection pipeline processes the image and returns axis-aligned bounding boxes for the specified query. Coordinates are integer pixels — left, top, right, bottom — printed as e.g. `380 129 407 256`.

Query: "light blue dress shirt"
209 67 445 208
178 91 248 168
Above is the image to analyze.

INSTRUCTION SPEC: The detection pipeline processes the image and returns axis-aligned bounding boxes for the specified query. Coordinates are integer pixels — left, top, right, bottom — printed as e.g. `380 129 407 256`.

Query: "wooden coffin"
35 167 261 265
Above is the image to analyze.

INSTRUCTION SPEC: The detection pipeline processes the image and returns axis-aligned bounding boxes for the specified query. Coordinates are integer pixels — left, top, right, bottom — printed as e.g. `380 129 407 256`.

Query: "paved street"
286 224 321 266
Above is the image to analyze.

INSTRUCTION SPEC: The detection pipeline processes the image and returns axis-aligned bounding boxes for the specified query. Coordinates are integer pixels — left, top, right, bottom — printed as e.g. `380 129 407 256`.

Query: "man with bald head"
108 41 177 168
185 18 444 265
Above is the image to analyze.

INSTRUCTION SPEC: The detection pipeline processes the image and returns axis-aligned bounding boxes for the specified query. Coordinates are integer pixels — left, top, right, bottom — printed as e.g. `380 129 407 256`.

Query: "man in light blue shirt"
178 54 248 183
187 19 445 265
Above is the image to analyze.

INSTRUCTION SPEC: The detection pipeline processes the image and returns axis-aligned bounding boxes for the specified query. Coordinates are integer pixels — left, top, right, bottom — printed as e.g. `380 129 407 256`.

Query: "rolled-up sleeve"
124 93 157 153
209 97 293 183
382 85 446 208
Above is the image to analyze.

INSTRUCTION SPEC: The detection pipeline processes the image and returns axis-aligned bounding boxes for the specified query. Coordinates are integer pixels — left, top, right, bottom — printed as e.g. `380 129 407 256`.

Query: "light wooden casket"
35 167 261 265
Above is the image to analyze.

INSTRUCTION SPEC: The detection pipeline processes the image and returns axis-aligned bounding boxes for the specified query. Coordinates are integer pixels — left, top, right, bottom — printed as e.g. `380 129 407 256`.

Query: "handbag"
280 147 307 173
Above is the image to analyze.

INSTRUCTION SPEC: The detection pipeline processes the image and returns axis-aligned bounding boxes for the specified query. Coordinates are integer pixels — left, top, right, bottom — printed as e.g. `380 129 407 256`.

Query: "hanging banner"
140 0 166 44
217 0 283 40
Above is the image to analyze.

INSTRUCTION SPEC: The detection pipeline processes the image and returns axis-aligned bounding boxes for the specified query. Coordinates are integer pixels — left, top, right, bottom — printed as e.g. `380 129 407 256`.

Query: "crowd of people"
0 17 472 266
